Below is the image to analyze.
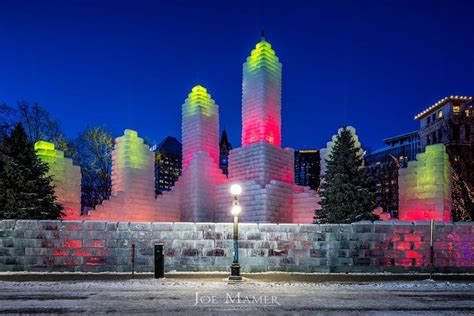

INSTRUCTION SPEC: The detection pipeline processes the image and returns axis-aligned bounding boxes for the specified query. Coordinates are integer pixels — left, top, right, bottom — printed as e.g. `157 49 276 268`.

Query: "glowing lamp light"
230 184 242 196
231 205 241 216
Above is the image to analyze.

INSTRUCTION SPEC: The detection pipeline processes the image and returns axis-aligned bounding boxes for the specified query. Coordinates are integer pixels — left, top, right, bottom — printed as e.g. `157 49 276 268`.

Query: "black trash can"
154 243 164 278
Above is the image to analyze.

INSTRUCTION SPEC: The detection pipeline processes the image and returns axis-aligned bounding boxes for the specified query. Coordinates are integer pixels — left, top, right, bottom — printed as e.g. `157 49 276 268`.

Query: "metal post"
233 216 239 264
229 184 242 281
131 243 135 279
154 244 164 279
230 215 241 280
429 219 435 279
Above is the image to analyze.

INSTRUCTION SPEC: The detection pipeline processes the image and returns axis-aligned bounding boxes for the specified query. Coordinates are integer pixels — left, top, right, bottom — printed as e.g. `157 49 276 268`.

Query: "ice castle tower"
216 36 319 223
157 85 227 221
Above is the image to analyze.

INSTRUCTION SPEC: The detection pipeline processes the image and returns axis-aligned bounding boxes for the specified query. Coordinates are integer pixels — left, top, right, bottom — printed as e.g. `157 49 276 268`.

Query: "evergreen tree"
0 123 63 219
316 127 378 223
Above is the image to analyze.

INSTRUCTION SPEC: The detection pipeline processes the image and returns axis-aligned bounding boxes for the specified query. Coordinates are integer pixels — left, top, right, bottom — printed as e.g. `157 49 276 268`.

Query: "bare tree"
70 126 113 211
0 103 17 135
1 101 67 149
16 101 62 144
448 145 474 221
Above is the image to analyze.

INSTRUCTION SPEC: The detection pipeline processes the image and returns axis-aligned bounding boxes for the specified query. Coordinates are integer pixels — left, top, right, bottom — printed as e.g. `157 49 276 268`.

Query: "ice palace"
35 36 452 223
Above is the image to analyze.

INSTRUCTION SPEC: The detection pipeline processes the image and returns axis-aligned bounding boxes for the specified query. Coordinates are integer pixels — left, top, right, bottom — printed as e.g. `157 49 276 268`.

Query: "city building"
294 149 320 191
415 96 473 149
414 96 474 221
151 136 182 194
365 131 421 218
219 129 232 176
366 96 474 221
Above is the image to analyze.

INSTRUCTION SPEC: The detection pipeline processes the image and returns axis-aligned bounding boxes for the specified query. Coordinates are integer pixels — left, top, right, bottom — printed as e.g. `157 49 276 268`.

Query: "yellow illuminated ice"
34 140 81 215
398 144 451 221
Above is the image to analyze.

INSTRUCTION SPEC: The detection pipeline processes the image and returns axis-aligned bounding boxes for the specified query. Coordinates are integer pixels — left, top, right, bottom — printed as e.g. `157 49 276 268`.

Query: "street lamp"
229 184 242 280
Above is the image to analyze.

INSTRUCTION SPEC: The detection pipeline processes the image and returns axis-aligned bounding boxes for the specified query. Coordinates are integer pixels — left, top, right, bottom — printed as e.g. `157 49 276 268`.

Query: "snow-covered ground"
0 278 473 315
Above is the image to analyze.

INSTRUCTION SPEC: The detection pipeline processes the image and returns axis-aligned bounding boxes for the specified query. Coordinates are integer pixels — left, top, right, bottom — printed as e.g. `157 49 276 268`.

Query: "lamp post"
229 184 242 280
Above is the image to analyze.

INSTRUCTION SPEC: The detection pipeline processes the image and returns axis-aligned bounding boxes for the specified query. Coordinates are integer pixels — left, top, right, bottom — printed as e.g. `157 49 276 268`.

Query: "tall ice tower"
216 36 319 223
156 85 227 222
179 85 226 221
182 85 220 170
242 36 282 147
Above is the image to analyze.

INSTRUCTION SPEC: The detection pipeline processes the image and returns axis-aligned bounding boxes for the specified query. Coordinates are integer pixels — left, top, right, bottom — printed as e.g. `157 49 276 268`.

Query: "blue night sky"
1 0 473 152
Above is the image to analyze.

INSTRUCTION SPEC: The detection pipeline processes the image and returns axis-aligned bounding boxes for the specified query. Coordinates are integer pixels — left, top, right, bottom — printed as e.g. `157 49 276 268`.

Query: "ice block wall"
292 185 321 224
242 38 282 147
34 141 81 219
174 151 227 222
398 144 452 222
216 180 294 223
228 142 294 185
216 143 296 222
3 220 473 273
88 129 179 222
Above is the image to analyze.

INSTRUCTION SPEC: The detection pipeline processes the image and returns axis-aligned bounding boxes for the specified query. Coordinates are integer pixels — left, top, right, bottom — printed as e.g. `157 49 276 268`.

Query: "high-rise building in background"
365 131 420 218
414 96 474 221
294 150 320 191
366 96 474 221
219 129 232 176
415 96 473 150
151 136 182 194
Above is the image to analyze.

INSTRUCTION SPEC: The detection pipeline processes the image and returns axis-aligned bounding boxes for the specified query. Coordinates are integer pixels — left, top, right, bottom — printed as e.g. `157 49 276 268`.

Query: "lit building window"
438 111 443 119
453 105 461 113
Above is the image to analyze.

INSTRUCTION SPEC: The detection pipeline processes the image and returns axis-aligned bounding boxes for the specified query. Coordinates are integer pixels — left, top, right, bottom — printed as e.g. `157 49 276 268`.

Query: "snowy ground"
0 277 473 315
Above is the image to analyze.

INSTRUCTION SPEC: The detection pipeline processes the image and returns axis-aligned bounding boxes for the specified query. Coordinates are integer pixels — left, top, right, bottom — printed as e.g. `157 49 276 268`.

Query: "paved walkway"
0 274 473 315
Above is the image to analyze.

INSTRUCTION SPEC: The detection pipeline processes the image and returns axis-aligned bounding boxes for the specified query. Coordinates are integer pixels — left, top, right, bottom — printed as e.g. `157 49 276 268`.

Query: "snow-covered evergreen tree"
0 123 63 219
316 127 377 223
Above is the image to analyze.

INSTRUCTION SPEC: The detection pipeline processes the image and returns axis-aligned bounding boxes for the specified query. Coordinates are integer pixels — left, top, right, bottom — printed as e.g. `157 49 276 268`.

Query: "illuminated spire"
182 85 220 170
241 37 282 146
